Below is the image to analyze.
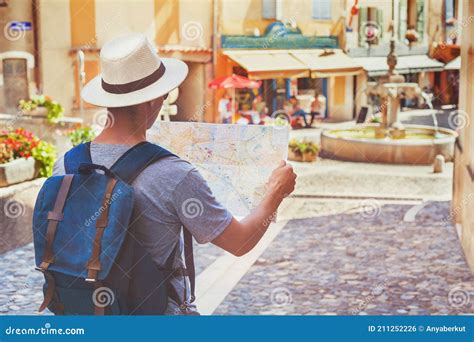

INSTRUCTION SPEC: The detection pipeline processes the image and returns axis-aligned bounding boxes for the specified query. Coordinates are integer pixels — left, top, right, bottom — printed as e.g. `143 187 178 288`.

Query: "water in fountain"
421 91 442 139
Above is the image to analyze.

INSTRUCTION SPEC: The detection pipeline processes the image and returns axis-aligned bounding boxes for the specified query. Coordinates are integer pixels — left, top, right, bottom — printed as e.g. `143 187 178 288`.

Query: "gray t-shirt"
53 143 233 315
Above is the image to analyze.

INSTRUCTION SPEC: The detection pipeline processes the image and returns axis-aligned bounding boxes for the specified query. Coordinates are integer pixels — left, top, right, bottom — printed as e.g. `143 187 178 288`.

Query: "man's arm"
212 160 296 257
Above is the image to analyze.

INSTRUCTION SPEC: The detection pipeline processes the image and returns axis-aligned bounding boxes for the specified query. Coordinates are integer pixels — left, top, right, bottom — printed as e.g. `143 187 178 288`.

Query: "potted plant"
68 126 96 146
0 128 56 187
288 139 319 162
18 95 64 124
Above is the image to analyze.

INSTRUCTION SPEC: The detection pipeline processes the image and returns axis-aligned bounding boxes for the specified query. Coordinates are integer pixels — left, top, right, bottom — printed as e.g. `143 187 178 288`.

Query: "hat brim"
81 58 189 108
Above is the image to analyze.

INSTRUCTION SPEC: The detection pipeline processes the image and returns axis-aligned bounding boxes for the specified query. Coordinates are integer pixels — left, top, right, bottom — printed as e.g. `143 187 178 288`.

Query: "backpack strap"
36 174 74 313
109 141 175 184
64 142 92 174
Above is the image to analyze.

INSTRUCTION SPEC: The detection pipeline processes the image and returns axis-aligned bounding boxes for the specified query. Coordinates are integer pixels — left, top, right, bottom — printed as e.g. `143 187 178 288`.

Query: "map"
148 122 289 217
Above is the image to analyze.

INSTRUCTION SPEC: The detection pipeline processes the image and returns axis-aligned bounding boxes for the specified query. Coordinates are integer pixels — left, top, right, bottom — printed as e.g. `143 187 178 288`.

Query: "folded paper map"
148 122 289 217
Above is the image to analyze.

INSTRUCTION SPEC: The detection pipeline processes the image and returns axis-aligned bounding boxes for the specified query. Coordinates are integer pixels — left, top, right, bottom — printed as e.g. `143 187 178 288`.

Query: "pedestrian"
219 93 233 124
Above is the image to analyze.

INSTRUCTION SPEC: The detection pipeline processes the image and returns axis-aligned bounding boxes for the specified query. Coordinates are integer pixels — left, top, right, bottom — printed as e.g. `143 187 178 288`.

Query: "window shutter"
416 0 424 40
312 0 331 20
358 6 368 46
398 0 408 41
376 8 384 40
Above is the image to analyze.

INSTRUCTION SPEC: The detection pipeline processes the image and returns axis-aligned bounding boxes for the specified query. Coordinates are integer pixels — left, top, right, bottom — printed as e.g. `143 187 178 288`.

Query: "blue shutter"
313 0 331 20
262 0 277 19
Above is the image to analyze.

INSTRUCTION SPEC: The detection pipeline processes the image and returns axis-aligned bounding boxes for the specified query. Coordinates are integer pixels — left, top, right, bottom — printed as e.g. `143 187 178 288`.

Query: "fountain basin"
320 124 457 165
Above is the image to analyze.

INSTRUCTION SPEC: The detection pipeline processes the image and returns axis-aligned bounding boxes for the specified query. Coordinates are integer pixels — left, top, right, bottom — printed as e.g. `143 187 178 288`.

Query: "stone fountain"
320 19 457 165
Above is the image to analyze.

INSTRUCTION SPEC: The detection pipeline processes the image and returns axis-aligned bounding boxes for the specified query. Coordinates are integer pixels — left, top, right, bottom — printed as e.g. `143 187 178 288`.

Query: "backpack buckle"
179 300 190 311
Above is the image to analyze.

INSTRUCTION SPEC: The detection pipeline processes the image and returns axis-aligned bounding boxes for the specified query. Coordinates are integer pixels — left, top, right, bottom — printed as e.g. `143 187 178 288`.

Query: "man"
290 95 320 128
53 33 296 315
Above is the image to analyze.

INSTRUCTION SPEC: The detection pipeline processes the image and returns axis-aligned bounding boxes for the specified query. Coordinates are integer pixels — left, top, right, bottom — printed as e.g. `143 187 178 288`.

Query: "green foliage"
289 139 319 155
19 95 64 124
369 114 381 123
31 140 57 177
68 126 96 146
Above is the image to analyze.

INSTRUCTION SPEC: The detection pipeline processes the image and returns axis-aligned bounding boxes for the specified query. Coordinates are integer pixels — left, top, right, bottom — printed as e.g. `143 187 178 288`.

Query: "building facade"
0 0 366 123
452 0 474 272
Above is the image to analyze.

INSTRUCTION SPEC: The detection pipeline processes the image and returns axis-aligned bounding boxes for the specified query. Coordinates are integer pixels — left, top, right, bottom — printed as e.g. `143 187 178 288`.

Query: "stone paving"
215 200 474 315
0 241 223 315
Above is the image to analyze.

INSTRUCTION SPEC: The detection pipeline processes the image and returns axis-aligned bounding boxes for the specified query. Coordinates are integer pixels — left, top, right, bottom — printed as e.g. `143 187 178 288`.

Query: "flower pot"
302 152 317 162
21 106 48 117
0 157 39 187
288 148 303 162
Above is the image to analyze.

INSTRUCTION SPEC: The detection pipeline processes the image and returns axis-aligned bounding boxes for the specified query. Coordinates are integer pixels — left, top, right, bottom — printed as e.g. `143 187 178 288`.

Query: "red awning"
208 74 261 89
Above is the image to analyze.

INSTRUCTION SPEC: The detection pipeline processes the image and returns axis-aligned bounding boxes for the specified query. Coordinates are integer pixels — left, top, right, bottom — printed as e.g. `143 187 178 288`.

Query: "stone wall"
0 178 44 254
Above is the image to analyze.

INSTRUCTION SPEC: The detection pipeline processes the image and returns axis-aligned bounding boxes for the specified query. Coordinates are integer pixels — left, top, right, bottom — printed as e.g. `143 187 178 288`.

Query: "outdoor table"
239 110 261 124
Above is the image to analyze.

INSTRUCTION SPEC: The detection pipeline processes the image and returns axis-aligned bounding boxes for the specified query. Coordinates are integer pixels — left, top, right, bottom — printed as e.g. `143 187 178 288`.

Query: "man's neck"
93 124 147 146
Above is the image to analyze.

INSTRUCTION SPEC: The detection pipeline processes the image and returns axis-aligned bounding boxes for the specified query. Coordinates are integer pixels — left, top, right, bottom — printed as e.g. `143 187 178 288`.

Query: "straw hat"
81 33 188 108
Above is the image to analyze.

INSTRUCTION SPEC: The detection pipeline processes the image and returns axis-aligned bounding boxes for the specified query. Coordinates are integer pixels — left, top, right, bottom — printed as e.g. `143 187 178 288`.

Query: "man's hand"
212 160 297 257
266 160 297 200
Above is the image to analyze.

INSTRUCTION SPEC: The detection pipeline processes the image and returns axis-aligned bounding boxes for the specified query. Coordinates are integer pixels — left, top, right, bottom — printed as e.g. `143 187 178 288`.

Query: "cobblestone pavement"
215 200 474 315
0 241 223 315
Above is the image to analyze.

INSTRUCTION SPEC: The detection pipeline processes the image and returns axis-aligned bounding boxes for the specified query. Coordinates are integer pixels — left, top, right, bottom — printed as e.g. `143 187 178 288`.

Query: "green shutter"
377 8 384 40
416 0 424 41
358 7 368 47
399 0 407 41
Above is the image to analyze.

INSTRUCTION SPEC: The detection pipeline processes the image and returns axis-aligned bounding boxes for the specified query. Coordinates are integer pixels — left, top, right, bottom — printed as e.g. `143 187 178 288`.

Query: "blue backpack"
32 141 196 315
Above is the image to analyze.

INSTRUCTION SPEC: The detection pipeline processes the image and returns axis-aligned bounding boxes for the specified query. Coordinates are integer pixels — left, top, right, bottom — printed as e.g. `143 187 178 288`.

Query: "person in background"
219 94 232 124
289 96 311 128
309 93 323 126
252 94 268 115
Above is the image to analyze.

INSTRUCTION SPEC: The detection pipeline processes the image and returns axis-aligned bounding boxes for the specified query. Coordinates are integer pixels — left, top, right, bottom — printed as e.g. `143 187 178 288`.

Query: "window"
445 0 459 44
358 7 384 46
445 0 456 23
262 0 282 20
399 0 425 43
312 0 331 20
